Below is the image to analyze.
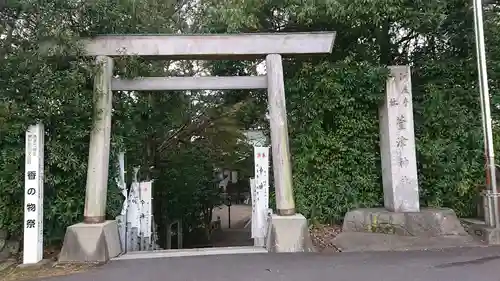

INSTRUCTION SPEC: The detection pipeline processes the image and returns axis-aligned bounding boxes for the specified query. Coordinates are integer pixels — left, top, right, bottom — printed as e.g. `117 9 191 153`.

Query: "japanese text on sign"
23 123 44 265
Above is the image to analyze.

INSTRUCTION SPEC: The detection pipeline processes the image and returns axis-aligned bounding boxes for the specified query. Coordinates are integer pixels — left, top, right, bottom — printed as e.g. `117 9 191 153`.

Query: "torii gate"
57 32 336 262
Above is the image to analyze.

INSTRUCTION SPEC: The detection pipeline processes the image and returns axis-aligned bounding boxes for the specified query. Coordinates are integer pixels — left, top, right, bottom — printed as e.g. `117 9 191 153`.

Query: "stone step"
211 228 253 247
460 218 500 245
332 232 484 252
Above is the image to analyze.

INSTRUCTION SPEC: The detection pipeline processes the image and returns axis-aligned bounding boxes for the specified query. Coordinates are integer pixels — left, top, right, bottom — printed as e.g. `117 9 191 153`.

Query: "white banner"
251 146 269 239
23 123 44 264
125 170 153 250
139 181 153 239
250 178 257 238
117 152 127 215
115 152 127 252
126 168 141 232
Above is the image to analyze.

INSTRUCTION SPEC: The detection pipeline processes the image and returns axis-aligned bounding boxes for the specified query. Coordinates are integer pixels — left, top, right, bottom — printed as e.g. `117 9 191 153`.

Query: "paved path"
210 229 253 247
210 204 252 247
212 204 251 229
41 246 500 281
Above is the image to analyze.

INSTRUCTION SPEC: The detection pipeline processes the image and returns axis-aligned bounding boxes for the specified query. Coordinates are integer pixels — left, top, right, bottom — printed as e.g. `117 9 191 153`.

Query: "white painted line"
112 246 268 261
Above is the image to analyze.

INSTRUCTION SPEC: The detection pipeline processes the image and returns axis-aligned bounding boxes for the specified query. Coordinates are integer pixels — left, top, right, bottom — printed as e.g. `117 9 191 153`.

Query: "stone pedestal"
265 214 315 252
342 208 467 237
462 219 500 245
335 208 478 251
59 220 122 263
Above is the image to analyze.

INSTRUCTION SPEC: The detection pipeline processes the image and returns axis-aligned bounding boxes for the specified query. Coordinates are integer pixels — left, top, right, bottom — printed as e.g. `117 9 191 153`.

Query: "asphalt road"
42 246 500 281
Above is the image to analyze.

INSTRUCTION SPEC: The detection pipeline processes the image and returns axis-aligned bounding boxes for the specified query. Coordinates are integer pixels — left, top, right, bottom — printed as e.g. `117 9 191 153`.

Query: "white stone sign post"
379 66 420 212
23 123 44 265
251 146 270 246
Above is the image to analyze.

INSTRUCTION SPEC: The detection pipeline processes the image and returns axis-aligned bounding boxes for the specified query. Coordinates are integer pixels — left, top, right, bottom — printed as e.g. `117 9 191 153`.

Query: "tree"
0 0 252 246
194 0 500 221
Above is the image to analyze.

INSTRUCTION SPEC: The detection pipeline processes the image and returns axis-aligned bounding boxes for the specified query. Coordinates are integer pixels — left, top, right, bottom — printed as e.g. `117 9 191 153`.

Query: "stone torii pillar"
265 54 315 252
59 56 122 263
266 54 295 216
84 56 114 224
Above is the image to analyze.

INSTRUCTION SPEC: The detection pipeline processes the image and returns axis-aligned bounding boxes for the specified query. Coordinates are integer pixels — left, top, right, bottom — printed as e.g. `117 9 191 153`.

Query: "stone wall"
0 230 20 262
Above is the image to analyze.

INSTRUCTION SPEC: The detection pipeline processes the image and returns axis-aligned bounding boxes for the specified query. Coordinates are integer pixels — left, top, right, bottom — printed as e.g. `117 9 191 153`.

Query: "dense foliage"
200 0 500 222
1 0 499 246
0 1 252 245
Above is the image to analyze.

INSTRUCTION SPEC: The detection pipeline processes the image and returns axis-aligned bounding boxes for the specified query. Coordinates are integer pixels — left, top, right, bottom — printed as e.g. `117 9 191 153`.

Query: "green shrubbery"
1 0 500 246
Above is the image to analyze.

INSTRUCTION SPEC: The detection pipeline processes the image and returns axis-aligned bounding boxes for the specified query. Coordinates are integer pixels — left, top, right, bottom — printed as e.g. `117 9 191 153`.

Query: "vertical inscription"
396 115 407 130
26 134 34 165
395 69 412 180
252 146 269 242
24 124 44 265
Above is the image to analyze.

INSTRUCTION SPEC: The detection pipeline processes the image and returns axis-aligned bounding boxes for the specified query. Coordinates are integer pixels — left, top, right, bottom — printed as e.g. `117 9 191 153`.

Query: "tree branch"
157 99 249 153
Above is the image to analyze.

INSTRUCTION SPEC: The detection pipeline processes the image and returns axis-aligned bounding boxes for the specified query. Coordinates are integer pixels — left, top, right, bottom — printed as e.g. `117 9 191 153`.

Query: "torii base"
265 213 316 252
59 220 121 263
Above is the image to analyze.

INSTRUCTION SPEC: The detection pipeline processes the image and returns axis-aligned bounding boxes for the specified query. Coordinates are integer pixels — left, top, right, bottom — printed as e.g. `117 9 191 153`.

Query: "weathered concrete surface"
0 229 19 262
332 232 482 252
39 246 500 281
343 208 467 237
0 245 10 261
266 214 315 252
17 259 53 269
0 229 6 250
59 220 121 263
461 218 500 245
0 259 15 272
